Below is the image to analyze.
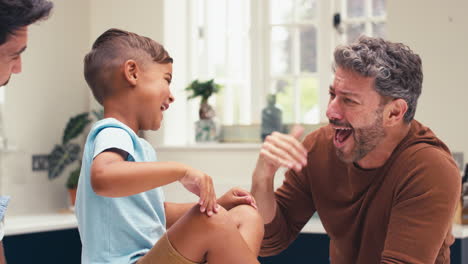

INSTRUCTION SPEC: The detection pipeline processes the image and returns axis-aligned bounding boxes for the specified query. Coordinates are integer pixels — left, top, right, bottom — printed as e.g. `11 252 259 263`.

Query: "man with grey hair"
251 36 460 263
0 0 53 262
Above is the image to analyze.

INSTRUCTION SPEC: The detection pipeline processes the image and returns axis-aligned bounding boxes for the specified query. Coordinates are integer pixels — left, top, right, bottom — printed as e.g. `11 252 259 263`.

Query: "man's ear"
123 60 139 86
383 98 408 127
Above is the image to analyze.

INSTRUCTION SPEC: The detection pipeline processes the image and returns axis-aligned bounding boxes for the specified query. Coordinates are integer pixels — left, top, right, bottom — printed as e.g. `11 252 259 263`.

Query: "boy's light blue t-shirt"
0 195 10 241
75 118 166 264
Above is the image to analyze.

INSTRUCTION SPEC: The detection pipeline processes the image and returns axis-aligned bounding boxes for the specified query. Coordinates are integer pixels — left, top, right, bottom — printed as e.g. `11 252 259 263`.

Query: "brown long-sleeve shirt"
261 120 461 263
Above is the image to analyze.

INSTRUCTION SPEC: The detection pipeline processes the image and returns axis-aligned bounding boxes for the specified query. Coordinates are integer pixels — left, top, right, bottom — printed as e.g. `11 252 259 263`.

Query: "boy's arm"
92 149 185 196
92 149 217 215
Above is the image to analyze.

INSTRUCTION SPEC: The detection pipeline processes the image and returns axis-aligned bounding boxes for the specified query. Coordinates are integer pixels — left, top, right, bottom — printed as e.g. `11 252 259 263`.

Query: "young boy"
76 28 264 264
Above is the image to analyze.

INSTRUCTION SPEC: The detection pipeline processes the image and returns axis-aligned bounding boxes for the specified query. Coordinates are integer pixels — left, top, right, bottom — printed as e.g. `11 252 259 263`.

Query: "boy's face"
136 62 174 130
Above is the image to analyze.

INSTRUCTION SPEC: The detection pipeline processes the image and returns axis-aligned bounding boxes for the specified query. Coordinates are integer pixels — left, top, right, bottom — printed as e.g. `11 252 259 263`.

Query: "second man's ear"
123 59 139 86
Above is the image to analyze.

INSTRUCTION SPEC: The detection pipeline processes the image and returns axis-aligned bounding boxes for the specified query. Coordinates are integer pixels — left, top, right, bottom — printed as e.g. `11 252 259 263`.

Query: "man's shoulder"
390 143 460 196
386 120 460 194
393 140 457 174
393 120 454 167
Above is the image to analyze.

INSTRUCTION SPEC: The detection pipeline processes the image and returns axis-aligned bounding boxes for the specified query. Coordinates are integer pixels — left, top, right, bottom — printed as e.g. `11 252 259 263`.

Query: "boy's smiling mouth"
160 103 169 111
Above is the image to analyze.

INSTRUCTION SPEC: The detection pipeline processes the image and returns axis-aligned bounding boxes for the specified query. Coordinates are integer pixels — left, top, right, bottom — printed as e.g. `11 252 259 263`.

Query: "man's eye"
344 98 355 104
329 92 335 98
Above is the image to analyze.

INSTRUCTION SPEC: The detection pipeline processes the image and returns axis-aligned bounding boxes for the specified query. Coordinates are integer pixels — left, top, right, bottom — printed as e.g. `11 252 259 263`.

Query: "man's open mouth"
333 126 353 146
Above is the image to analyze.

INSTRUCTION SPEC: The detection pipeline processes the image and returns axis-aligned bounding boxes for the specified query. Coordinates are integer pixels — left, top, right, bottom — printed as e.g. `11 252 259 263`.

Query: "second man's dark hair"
0 0 53 45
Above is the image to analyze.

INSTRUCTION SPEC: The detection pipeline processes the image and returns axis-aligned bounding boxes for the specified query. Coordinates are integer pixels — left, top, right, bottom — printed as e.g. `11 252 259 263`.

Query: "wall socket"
32 154 49 171
452 152 464 171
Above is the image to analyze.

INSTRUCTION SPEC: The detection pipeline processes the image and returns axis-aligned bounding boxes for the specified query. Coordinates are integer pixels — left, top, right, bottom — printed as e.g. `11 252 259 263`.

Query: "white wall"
2 0 91 215
158 146 287 203
159 147 259 203
387 0 468 158
89 1 164 44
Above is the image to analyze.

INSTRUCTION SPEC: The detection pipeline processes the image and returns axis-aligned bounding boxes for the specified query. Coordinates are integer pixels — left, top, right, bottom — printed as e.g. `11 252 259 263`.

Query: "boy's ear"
383 98 408 127
123 60 139 86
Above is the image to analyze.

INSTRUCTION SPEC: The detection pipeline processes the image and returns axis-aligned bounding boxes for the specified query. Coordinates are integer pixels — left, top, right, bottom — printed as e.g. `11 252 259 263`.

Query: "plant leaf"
48 143 81 180
62 112 91 144
66 166 81 189
185 79 222 102
92 109 104 120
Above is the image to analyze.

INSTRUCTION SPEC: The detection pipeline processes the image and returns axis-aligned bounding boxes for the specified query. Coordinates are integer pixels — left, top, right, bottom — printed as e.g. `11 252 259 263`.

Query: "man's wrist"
252 166 276 194
253 164 276 182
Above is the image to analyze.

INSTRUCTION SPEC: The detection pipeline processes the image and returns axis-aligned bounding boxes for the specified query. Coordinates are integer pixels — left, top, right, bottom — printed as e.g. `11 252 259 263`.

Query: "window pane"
347 0 365 18
372 0 386 16
227 0 251 125
271 27 293 75
195 0 204 60
273 79 294 124
372 22 386 38
270 0 293 24
227 0 250 80
300 26 317 73
297 0 318 21
226 82 244 125
346 23 365 43
206 0 226 77
216 83 231 124
299 77 319 124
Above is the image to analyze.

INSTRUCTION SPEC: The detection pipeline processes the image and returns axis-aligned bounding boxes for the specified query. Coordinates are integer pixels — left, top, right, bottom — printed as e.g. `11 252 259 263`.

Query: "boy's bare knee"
204 207 235 231
187 205 234 231
230 205 263 226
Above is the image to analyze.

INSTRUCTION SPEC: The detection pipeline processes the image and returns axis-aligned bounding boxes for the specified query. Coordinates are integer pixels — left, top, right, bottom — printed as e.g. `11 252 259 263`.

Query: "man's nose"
12 57 22 74
326 98 342 121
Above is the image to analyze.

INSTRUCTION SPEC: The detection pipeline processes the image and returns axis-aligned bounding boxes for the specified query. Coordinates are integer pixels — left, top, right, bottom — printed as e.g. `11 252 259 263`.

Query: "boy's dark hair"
84 28 173 105
0 0 53 45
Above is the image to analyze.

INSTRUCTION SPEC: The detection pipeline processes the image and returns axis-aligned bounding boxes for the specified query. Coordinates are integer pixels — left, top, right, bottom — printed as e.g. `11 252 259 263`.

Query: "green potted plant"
48 110 103 208
185 79 222 142
185 79 222 120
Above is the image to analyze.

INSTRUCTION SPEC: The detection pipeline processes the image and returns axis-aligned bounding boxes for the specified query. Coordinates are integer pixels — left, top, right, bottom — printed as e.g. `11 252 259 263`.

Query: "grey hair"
333 36 423 123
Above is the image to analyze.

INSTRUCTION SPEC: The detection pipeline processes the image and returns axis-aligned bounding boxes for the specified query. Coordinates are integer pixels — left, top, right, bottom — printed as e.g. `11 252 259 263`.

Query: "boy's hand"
218 187 257 211
179 167 219 216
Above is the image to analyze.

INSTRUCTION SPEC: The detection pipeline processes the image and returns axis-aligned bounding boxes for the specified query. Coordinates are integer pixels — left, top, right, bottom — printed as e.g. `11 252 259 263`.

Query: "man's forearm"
251 162 277 224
